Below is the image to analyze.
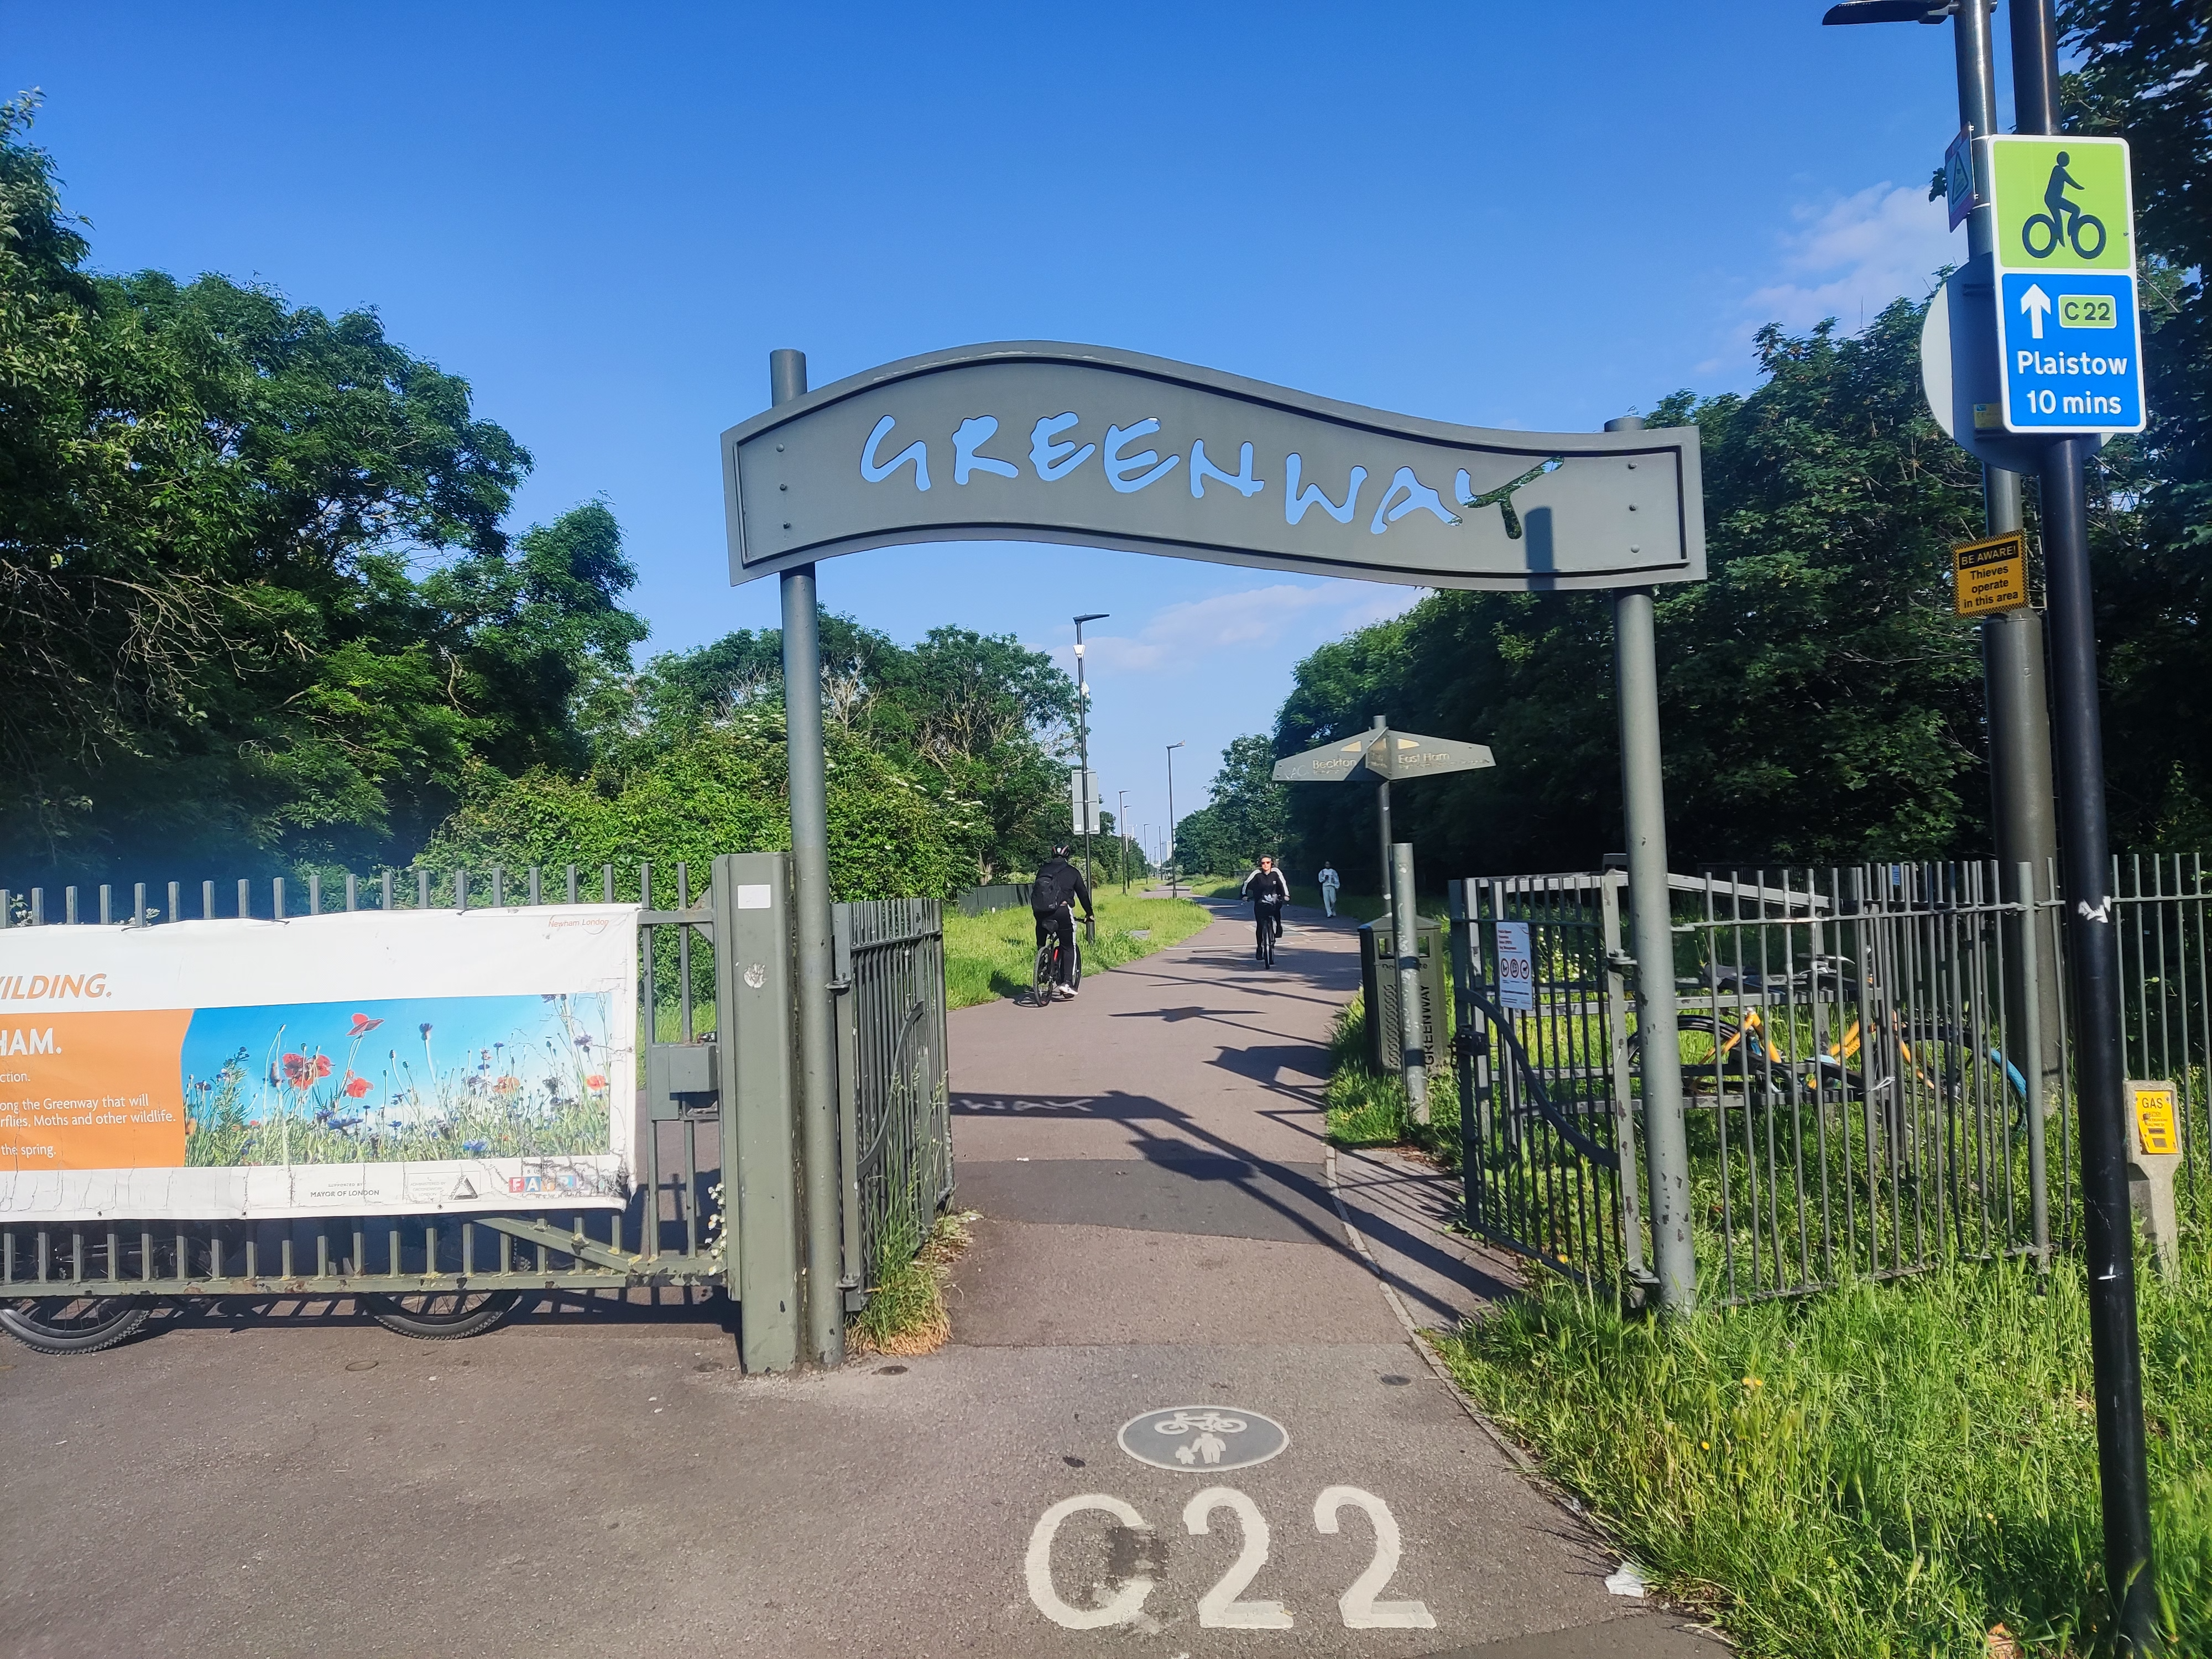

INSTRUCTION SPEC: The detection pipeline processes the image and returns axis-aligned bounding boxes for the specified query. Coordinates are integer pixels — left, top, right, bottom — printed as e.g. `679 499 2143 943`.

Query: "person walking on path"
1317 860 1341 917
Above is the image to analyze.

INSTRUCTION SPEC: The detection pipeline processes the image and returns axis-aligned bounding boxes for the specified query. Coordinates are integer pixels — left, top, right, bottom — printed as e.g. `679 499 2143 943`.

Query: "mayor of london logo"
1117 1406 1290 1473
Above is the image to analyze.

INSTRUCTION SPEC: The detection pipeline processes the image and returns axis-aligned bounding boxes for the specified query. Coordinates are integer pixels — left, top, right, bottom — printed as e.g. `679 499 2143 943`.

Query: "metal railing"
835 898 954 1297
2110 852 2212 1236
1665 863 2045 1304
1451 874 1640 1287
1448 860 2130 1307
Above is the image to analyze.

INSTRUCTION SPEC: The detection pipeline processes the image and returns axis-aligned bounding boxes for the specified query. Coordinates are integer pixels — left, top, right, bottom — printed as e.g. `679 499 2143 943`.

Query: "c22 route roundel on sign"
1118 1406 1290 1473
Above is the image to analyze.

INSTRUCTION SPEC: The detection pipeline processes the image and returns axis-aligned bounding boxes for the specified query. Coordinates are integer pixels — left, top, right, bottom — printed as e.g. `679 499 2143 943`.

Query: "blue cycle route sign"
1980 134 2145 436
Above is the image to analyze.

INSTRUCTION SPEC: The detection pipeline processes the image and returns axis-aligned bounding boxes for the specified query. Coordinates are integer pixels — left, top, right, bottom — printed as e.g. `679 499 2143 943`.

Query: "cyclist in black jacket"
1030 847 1094 999
1241 855 1290 958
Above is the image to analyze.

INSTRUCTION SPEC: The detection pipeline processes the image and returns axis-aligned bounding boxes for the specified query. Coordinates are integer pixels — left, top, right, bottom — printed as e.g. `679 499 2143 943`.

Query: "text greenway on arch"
859 410 1470 539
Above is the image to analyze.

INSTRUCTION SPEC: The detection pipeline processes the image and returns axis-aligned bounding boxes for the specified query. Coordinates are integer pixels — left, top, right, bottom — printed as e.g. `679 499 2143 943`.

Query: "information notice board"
0 906 638 1223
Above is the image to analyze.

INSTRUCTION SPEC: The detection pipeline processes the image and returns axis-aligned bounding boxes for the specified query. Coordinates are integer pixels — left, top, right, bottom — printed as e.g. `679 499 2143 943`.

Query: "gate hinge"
1606 950 1638 974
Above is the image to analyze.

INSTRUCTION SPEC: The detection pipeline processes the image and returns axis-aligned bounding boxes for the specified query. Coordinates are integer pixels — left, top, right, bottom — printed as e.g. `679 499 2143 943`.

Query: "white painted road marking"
1315 1485 1436 1630
1118 1404 1289 1472
1024 1495 1155 1631
1185 1486 1292 1629
1025 1484 1432 1633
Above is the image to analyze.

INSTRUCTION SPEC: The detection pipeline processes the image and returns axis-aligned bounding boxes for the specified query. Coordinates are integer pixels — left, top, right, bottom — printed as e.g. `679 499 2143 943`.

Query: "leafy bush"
421 709 983 901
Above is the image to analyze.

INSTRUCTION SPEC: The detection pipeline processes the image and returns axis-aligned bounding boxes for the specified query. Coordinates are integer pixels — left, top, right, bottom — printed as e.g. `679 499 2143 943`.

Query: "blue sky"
7 2 2000 853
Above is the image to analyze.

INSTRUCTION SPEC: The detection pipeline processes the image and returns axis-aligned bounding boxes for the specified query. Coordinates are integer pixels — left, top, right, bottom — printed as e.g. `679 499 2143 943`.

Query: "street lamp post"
1118 789 1131 894
1165 741 1185 898
1073 613 1108 894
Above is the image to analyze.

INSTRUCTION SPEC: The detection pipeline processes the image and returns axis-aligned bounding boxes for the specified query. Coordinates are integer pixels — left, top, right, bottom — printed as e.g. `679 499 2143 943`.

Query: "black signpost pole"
2008 2 2158 1643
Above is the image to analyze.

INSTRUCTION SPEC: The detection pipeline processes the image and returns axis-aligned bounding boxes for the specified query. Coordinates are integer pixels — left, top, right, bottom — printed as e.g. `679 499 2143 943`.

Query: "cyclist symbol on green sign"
2023 152 2106 260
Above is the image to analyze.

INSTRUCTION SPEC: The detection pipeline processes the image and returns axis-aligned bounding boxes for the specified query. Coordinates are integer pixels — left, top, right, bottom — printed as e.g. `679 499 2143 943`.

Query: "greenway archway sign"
720 342 1705 592
717 342 1706 1369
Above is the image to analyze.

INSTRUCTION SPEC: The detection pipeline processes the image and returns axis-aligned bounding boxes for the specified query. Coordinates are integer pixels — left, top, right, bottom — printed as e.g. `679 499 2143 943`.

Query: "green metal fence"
0 860 954 1360
1454 854 2212 1306
834 898 954 1298
1451 873 1640 1288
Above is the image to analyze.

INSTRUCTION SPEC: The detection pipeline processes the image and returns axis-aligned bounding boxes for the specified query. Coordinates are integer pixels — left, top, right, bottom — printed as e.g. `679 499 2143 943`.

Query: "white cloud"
1082 579 1422 674
1745 181 1957 335
1697 181 1958 376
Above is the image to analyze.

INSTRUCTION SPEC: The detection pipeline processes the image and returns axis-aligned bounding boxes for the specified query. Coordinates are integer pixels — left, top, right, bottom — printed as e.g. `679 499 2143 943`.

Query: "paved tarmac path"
0 900 1719 1657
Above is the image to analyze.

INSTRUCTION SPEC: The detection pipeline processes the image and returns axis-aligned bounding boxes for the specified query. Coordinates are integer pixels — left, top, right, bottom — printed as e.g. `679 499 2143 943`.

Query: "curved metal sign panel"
721 342 1703 592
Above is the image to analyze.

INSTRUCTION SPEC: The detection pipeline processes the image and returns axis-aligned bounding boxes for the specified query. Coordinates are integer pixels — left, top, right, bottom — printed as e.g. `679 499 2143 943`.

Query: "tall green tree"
576 614 1079 882
0 96 645 878
1173 734 1290 875
1277 305 1990 884
2063 0 2212 842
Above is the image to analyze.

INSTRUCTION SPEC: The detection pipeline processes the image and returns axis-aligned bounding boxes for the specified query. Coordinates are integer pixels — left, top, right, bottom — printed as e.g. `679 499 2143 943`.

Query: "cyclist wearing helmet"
1241 854 1290 959
1030 845 1094 999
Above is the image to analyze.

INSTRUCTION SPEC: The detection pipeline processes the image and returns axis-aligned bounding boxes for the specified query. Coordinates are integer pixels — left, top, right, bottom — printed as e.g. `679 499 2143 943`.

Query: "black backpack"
1031 862 1074 912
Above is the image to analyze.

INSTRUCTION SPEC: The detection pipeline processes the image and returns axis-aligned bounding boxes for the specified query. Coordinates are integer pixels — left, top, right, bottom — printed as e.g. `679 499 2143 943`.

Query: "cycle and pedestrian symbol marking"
1119 1405 1289 1472
1978 134 2143 435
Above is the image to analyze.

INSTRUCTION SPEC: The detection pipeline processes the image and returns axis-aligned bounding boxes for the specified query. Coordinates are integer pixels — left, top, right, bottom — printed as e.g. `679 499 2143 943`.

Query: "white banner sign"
1493 921 1536 1013
0 906 638 1222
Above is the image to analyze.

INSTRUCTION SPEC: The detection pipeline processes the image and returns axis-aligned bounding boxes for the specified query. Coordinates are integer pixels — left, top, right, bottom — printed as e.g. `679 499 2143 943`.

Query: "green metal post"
770 349 846 1370
1610 410 1693 1312
716 850 802 1373
1389 842 1427 1120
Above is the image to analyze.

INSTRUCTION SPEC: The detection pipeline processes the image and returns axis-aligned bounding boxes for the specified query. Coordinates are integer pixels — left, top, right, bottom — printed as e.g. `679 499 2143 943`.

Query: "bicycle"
1031 911 1087 1006
1629 988 2028 1129
1255 899 1282 968
2023 206 2105 260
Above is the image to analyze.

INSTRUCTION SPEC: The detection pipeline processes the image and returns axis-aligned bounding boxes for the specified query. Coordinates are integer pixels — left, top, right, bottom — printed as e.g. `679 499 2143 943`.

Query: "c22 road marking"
1024 1483 1434 1634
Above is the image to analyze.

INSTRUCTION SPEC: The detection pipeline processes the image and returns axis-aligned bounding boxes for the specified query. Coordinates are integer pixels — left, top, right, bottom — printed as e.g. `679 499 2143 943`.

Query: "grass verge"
943 891 1212 1009
846 1208 977 1358
1323 993 1462 1170
1431 1250 2212 1657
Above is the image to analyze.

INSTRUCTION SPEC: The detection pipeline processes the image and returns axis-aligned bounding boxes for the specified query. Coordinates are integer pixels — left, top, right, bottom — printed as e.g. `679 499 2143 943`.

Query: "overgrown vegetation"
847 1209 974 1358
942 893 1211 1008
1322 993 1462 1170
1434 1251 2212 1657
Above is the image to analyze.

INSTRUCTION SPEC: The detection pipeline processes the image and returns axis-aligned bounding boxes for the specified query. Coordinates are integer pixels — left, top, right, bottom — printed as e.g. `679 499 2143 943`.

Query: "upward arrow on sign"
1272 727 1495 785
2021 283 2051 341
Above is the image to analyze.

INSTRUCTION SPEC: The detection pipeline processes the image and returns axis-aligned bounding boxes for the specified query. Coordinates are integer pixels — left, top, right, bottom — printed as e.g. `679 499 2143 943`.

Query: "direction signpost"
1834 6 2158 1638
1984 134 2145 437
1274 723 1493 1125
1271 722 1493 917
